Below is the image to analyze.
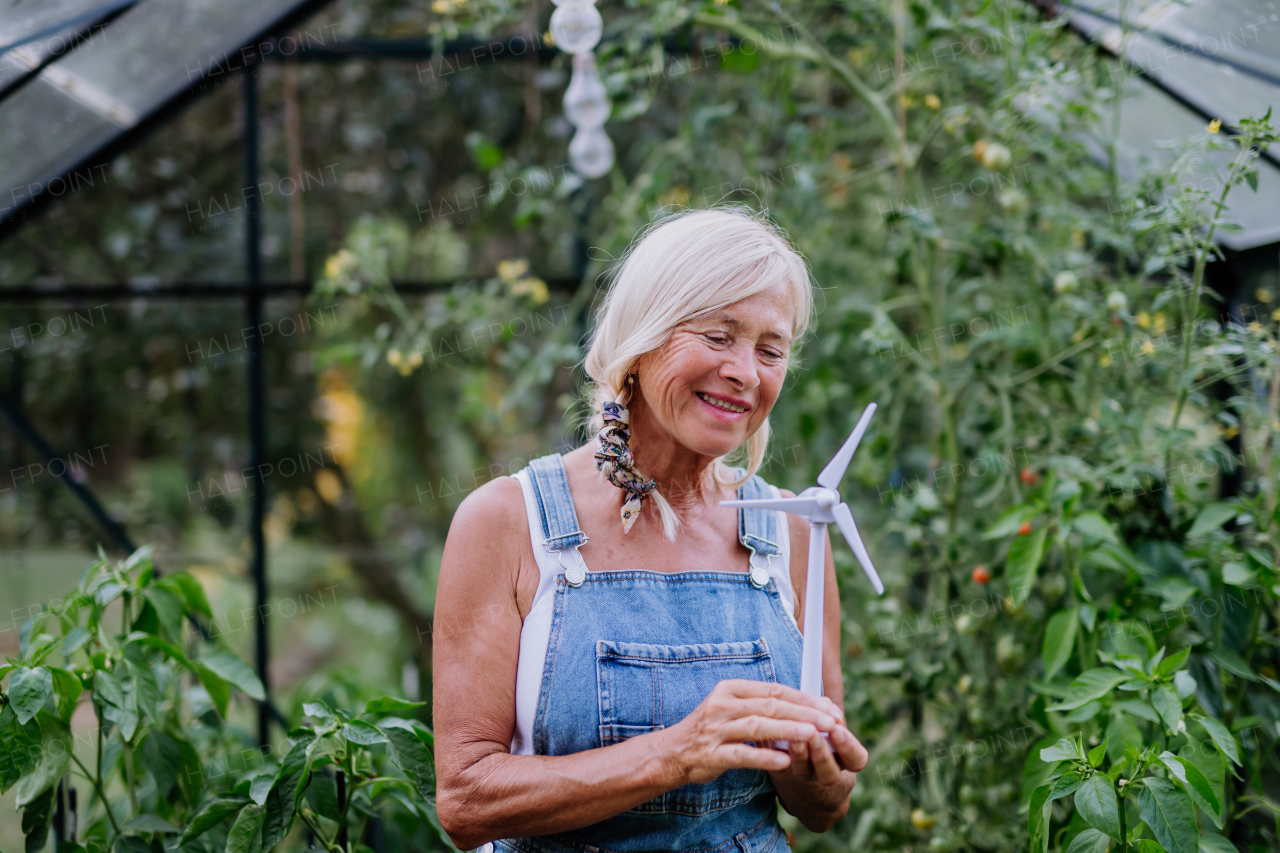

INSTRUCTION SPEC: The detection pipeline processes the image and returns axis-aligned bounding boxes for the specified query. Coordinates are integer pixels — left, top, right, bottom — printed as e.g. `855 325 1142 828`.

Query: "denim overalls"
494 453 805 853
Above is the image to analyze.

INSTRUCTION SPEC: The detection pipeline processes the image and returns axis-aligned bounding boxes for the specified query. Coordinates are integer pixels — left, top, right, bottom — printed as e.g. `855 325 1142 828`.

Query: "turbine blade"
719 497 819 517
817 402 878 491
832 502 885 595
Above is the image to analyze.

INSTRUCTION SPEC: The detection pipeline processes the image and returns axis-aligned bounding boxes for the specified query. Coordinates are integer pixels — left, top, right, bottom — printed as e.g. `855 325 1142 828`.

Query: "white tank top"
506 467 797 755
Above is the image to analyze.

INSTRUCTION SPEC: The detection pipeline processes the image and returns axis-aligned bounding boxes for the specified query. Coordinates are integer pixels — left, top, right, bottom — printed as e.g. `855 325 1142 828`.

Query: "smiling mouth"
696 391 749 413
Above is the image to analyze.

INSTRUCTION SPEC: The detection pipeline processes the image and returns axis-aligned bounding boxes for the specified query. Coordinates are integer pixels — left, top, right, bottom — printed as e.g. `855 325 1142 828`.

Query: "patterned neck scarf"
594 401 657 534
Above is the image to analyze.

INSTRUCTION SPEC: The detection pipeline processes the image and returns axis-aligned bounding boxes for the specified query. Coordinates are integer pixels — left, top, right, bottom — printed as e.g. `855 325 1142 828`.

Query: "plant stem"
71 753 120 838
121 737 140 818
1118 787 1128 852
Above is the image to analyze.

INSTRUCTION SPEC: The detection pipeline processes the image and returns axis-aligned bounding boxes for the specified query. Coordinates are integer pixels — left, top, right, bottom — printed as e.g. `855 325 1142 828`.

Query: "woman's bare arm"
432 477 840 848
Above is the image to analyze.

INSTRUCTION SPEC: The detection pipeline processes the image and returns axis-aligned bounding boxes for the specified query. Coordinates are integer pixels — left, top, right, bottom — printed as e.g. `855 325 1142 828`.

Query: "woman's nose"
720 344 759 389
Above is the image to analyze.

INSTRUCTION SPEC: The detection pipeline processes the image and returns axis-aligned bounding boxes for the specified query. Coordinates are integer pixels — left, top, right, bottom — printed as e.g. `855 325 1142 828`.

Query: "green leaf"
1006 525 1048 605
1159 753 1221 823
1156 648 1190 677
383 723 436 799
1206 648 1256 681
304 770 342 822
1192 715 1241 766
342 720 389 745
122 815 179 835
15 712 71 807
61 627 91 657
1197 834 1237 853
0 704 42 793
1065 828 1113 853
195 663 231 718
982 505 1038 540
1050 772 1083 800
113 836 150 853
1153 684 1182 732
166 572 213 619
130 635 191 668
1138 777 1199 853
1076 774 1122 840
1048 668 1131 711
1028 782 1054 853
302 701 334 720
1174 670 1197 699
93 670 125 708
1088 741 1108 767
178 796 251 845
1132 842 1165 853
1115 699 1160 723
200 650 265 701
22 786 54 853
1244 169 1259 192
364 696 426 716
142 730 182 799
1043 608 1079 679
1073 512 1120 544
262 739 311 849
142 586 185 641
47 667 82 723
1041 737 1082 762
9 667 53 725
225 802 266 853
1187 503 1237 538
1178 740 1225 829
126 660 159 723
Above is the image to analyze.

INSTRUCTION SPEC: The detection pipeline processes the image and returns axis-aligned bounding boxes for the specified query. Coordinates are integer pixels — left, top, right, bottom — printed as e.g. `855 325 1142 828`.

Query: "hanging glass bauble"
550 1 603 54
564 53 610 127
569 124 614 178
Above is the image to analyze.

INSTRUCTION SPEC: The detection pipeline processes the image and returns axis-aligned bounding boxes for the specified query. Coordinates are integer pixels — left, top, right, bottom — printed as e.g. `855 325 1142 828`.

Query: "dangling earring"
594 372 656 534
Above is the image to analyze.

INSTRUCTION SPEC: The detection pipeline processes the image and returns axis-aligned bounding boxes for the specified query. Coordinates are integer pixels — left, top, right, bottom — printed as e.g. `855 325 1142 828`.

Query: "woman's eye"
704 334 729 344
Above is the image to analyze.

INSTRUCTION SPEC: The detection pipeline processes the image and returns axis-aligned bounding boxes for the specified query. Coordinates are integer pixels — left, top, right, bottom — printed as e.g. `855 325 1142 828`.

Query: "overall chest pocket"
596 638 777 816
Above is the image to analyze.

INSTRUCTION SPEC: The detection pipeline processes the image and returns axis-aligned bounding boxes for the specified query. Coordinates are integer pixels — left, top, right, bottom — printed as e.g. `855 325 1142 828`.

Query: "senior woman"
433 206 869 853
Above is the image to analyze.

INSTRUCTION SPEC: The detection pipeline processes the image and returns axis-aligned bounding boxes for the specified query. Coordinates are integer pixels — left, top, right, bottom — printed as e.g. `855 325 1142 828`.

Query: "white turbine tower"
720 403 884 699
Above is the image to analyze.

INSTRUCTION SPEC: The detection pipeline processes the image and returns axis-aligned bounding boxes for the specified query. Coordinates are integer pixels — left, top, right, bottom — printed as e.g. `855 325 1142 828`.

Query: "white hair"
580 204 816 542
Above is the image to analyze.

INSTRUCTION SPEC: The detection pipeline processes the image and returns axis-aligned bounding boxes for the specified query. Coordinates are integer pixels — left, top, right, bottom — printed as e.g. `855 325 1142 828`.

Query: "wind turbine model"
720 403 884 700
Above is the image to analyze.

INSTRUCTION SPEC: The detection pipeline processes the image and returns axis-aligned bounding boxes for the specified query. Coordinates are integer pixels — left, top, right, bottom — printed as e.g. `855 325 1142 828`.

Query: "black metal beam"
243 66 272 751
0 279 582 301
0 385 136 555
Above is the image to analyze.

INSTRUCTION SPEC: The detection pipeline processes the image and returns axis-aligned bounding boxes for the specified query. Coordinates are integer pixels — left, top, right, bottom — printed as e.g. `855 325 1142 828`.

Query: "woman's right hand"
659 679 841 785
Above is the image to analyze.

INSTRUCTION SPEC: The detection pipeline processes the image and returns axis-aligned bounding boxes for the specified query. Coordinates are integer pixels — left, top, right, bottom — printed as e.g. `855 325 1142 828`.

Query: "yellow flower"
1249 321 1264 334
1071 230 1086 248
1258 288 1273 303
924 94 941 110
1272 308 1280 323
972 139 987 161
542 30 554 47
386 348 403 367
1140 339 1155 355
1100 353 1112 367
1153 312 1167 336
1207 119 1221 134
1136 311 1151 329
498 258 530 283
1222 424 1239 440
659 184 691 206
431 0 453 13
510 276 549 304
1072 329 1086 343
407 350 423 368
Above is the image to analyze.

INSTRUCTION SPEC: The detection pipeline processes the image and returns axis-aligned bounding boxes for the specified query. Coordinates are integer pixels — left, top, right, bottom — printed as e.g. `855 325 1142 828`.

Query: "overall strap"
526 455 781 588
732 467 782 558
527 454 589 550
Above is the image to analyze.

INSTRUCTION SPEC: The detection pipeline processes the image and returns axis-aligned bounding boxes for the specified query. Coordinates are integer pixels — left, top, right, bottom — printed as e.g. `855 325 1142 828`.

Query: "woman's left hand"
772 696 868 785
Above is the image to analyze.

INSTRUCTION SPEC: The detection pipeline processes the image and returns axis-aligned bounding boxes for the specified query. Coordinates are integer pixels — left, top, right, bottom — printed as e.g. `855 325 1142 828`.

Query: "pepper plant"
0 546 452 853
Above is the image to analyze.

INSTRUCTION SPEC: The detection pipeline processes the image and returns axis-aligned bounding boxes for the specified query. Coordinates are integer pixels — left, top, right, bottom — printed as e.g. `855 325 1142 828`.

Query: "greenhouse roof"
1058 0 1280 249
0 0 1277 250
0 0 323 221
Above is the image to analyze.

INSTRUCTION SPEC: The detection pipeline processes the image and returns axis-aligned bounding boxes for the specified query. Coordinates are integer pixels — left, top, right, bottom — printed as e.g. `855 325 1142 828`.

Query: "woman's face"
634 281 794 459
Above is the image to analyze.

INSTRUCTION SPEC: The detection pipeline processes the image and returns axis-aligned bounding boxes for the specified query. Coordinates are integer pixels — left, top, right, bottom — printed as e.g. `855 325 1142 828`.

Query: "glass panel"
0 78 118 217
